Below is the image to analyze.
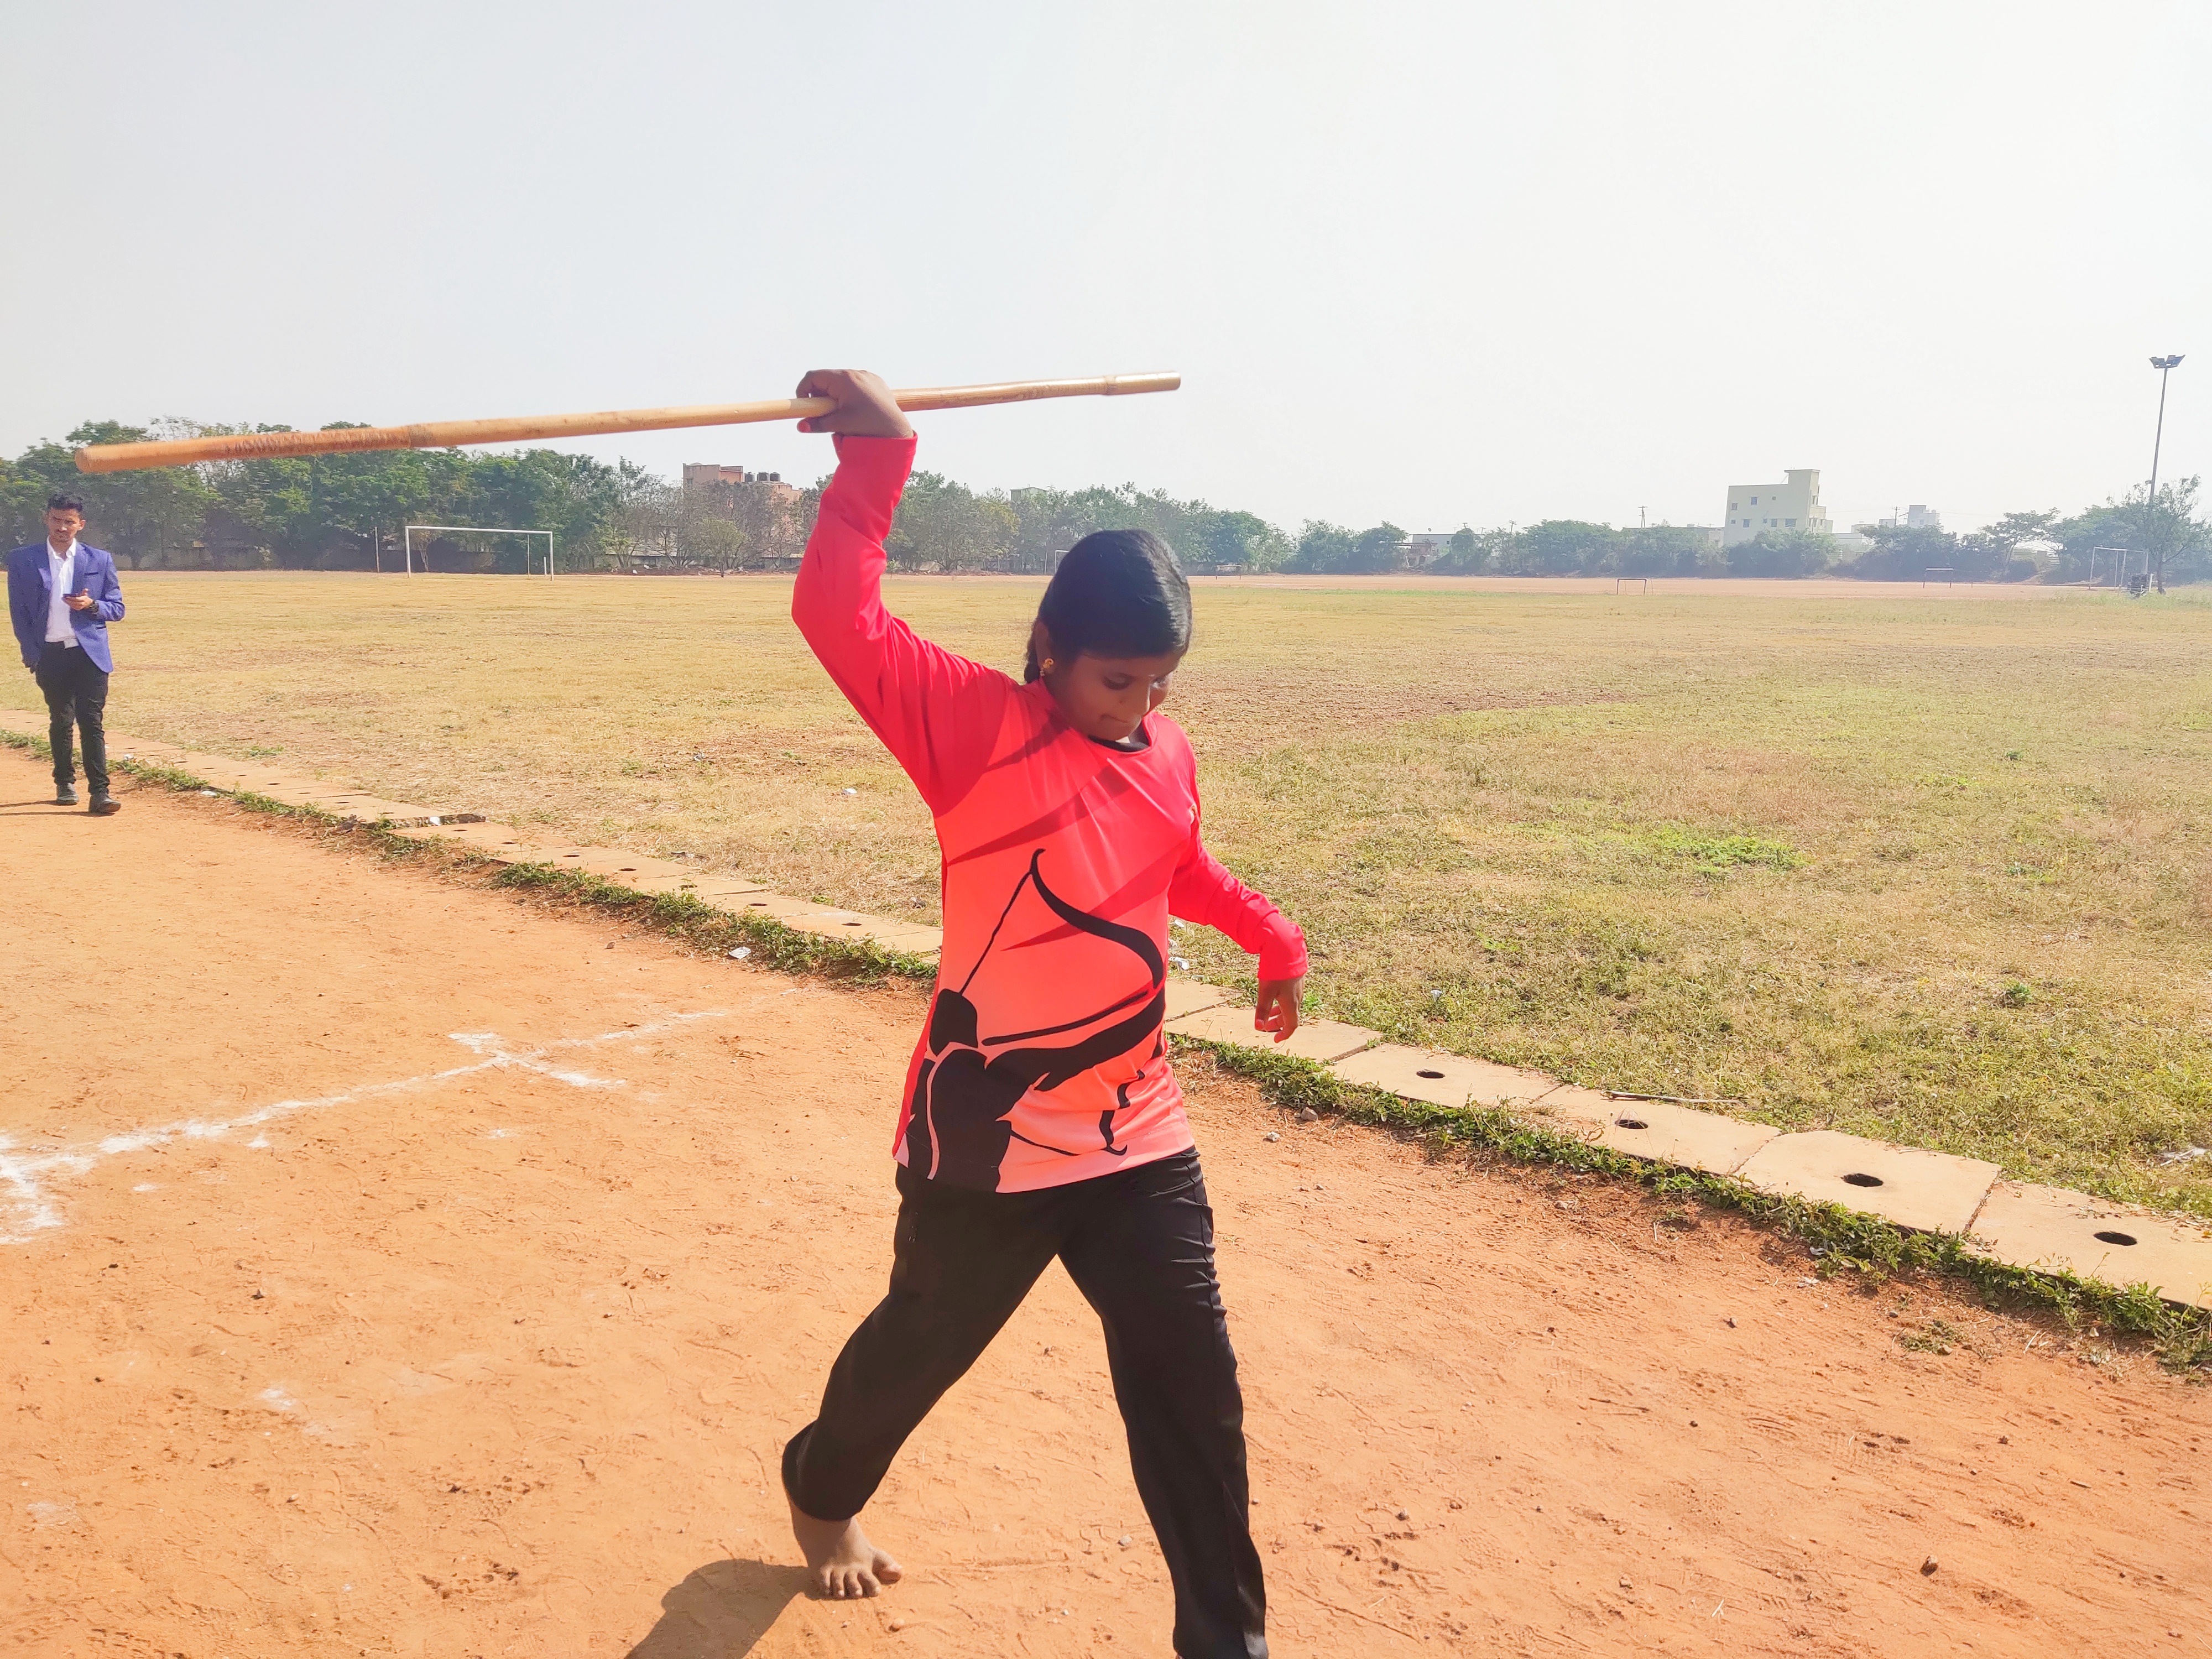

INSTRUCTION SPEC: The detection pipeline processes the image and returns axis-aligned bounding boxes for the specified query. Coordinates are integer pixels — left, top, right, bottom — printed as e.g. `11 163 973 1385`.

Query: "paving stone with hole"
555 849 691 885
421 822 544 855
1736 1130 2001 1235
328 798 443 826
780 910 943 951
389 822 525 847
109 734 187 764
624 872 771 899
176 755 300 789
200 767 301 795
254 784 424 820
1459 1059 1563 1108
723 891 850 922
1322 1047 1556 1107
226 781 418 820
872 934 943 958
1527 1086 1778 1176
1965 1181 2212 1307
1163 979 1230 1021
248 780 368 800
1327 1045 1483 1108
1164 1003 1379 1063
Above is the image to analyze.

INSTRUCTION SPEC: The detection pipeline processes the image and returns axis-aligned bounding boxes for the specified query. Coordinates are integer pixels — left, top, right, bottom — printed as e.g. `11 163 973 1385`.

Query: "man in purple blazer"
8 492 127 815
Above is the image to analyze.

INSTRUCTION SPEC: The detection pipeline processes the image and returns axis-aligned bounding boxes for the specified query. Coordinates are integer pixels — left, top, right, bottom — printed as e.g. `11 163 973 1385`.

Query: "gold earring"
1042 658 1056 672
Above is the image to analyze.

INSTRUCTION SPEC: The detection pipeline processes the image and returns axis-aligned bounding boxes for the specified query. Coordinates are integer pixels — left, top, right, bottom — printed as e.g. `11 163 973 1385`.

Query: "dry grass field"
11 571 2210 1217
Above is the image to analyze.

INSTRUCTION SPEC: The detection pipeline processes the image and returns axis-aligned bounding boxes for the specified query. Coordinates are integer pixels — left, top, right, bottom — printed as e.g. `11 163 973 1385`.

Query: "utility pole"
2147 354 2184 593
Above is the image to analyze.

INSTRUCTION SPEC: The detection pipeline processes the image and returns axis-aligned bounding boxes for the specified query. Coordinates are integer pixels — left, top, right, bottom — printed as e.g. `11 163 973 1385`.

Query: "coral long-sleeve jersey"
792 435 1308 1192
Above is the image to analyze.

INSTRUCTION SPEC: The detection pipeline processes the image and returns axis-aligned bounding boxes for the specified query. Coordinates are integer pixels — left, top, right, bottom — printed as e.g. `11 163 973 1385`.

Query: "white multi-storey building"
1721 469 1831 547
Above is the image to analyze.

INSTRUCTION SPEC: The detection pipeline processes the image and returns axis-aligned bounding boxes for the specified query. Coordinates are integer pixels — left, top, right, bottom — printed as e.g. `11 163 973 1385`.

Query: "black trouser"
783 1149 1266 1659
35 644 108 795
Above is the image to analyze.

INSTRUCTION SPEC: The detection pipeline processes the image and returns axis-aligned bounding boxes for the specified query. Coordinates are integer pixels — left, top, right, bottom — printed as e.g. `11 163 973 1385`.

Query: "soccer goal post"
401 524 557 577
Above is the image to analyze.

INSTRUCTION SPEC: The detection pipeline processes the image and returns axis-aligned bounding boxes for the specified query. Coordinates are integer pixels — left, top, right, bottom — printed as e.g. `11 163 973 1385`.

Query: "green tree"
1287 521 1355 572
1345 522 1407 572
1728 528 1836 579
1192 508 1283 570
2136 477 2208 588
1500 520 1617 575
1442 526 1485 572
1619 525 1720 577
685 516 747 572
2 422 218 565
1841 523 1955 581
888 472 1018 570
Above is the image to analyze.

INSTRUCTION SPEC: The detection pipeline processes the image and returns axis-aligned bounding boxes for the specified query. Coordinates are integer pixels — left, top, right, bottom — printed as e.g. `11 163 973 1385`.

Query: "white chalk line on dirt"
0 994 803 1244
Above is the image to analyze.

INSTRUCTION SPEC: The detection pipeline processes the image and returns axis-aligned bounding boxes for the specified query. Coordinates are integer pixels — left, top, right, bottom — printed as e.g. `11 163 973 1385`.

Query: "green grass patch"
1641 827 1804 869
1897 1317 1964 1354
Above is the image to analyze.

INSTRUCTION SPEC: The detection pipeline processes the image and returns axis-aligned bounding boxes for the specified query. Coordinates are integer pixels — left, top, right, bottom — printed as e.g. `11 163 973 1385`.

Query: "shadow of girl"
626 1558 812 1658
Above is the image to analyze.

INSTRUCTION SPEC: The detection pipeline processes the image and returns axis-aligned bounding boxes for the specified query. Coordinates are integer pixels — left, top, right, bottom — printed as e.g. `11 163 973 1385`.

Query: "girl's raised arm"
790 372 1009 814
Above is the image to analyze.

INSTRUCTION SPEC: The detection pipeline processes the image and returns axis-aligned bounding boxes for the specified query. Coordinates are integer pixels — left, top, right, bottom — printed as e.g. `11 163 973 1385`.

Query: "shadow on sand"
626 1557 812 1658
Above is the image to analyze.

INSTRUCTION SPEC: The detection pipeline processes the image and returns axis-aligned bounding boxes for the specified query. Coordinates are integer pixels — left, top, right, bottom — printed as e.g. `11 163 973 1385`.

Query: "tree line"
1452 489 2207 586
1 420 641 572
5 417 2205 584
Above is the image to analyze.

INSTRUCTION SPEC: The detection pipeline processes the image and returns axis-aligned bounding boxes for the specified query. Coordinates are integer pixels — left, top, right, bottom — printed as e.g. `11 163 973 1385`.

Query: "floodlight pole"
2147 354 2184 593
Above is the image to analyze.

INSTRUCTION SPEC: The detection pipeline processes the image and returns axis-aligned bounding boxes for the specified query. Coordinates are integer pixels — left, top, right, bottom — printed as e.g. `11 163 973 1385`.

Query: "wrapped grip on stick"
72 373 1182 474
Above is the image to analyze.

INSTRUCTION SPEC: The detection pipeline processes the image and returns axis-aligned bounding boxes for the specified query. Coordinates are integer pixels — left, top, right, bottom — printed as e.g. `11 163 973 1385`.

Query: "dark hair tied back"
1024 529 1192 681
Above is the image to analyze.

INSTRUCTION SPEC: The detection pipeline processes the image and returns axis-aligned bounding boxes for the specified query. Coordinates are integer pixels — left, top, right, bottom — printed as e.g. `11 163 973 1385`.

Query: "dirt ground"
3 744 2207 1658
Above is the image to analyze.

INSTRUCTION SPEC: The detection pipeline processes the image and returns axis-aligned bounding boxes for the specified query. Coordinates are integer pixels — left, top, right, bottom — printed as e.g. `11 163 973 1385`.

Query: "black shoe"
54 783 77 806
88 793 120 816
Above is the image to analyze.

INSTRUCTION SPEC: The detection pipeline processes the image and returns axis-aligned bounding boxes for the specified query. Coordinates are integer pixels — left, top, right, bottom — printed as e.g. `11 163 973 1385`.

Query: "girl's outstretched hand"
1254 977 1305 1044
795 369 915 439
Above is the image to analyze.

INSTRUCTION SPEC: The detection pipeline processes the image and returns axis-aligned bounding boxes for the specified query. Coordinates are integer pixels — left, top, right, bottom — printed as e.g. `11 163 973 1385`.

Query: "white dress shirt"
45 540 79 647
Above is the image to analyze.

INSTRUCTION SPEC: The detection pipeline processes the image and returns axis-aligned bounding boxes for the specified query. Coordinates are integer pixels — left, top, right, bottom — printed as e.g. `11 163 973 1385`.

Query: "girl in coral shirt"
782 371 1304 1659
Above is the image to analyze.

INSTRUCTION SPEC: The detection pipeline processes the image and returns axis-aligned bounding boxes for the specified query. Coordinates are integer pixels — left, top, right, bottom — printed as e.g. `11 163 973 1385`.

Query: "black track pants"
782 1149 1266 1659
35 645 108 795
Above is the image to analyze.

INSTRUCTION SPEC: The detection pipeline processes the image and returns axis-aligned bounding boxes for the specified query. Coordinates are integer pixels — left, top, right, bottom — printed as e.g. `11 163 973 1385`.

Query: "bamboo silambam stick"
72 372 1183 474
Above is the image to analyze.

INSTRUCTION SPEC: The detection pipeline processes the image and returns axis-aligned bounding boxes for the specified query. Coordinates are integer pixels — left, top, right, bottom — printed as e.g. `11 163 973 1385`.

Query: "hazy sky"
5 2 2206 535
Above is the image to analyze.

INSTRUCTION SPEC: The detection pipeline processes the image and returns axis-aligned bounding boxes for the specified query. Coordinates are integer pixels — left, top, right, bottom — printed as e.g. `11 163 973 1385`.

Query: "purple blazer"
8 542 125 674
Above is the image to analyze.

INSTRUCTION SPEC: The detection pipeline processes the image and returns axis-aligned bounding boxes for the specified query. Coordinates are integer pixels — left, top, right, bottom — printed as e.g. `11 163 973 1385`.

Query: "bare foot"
789 1495 903 1599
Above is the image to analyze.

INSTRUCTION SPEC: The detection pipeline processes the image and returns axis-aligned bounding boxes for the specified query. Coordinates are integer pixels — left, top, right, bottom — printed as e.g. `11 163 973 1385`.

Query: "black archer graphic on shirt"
904 849 1167 1188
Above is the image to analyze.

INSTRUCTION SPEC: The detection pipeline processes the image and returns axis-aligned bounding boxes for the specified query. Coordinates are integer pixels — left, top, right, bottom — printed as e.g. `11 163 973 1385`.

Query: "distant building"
1404 531 1458 567
682 463 800 514
1903 504 1940 530
1722 469 1832 547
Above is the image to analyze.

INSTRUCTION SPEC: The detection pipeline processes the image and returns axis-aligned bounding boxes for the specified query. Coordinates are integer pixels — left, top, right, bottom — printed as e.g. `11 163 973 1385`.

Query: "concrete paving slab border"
1966 1182 2212 1308
625 873 773 899
1737 1130 2001 1237
1166 1003 1379 1063
779 908 945 951
1163 978 1230 1020
1327 1044 1479 1108
1525 1086 1780 1176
